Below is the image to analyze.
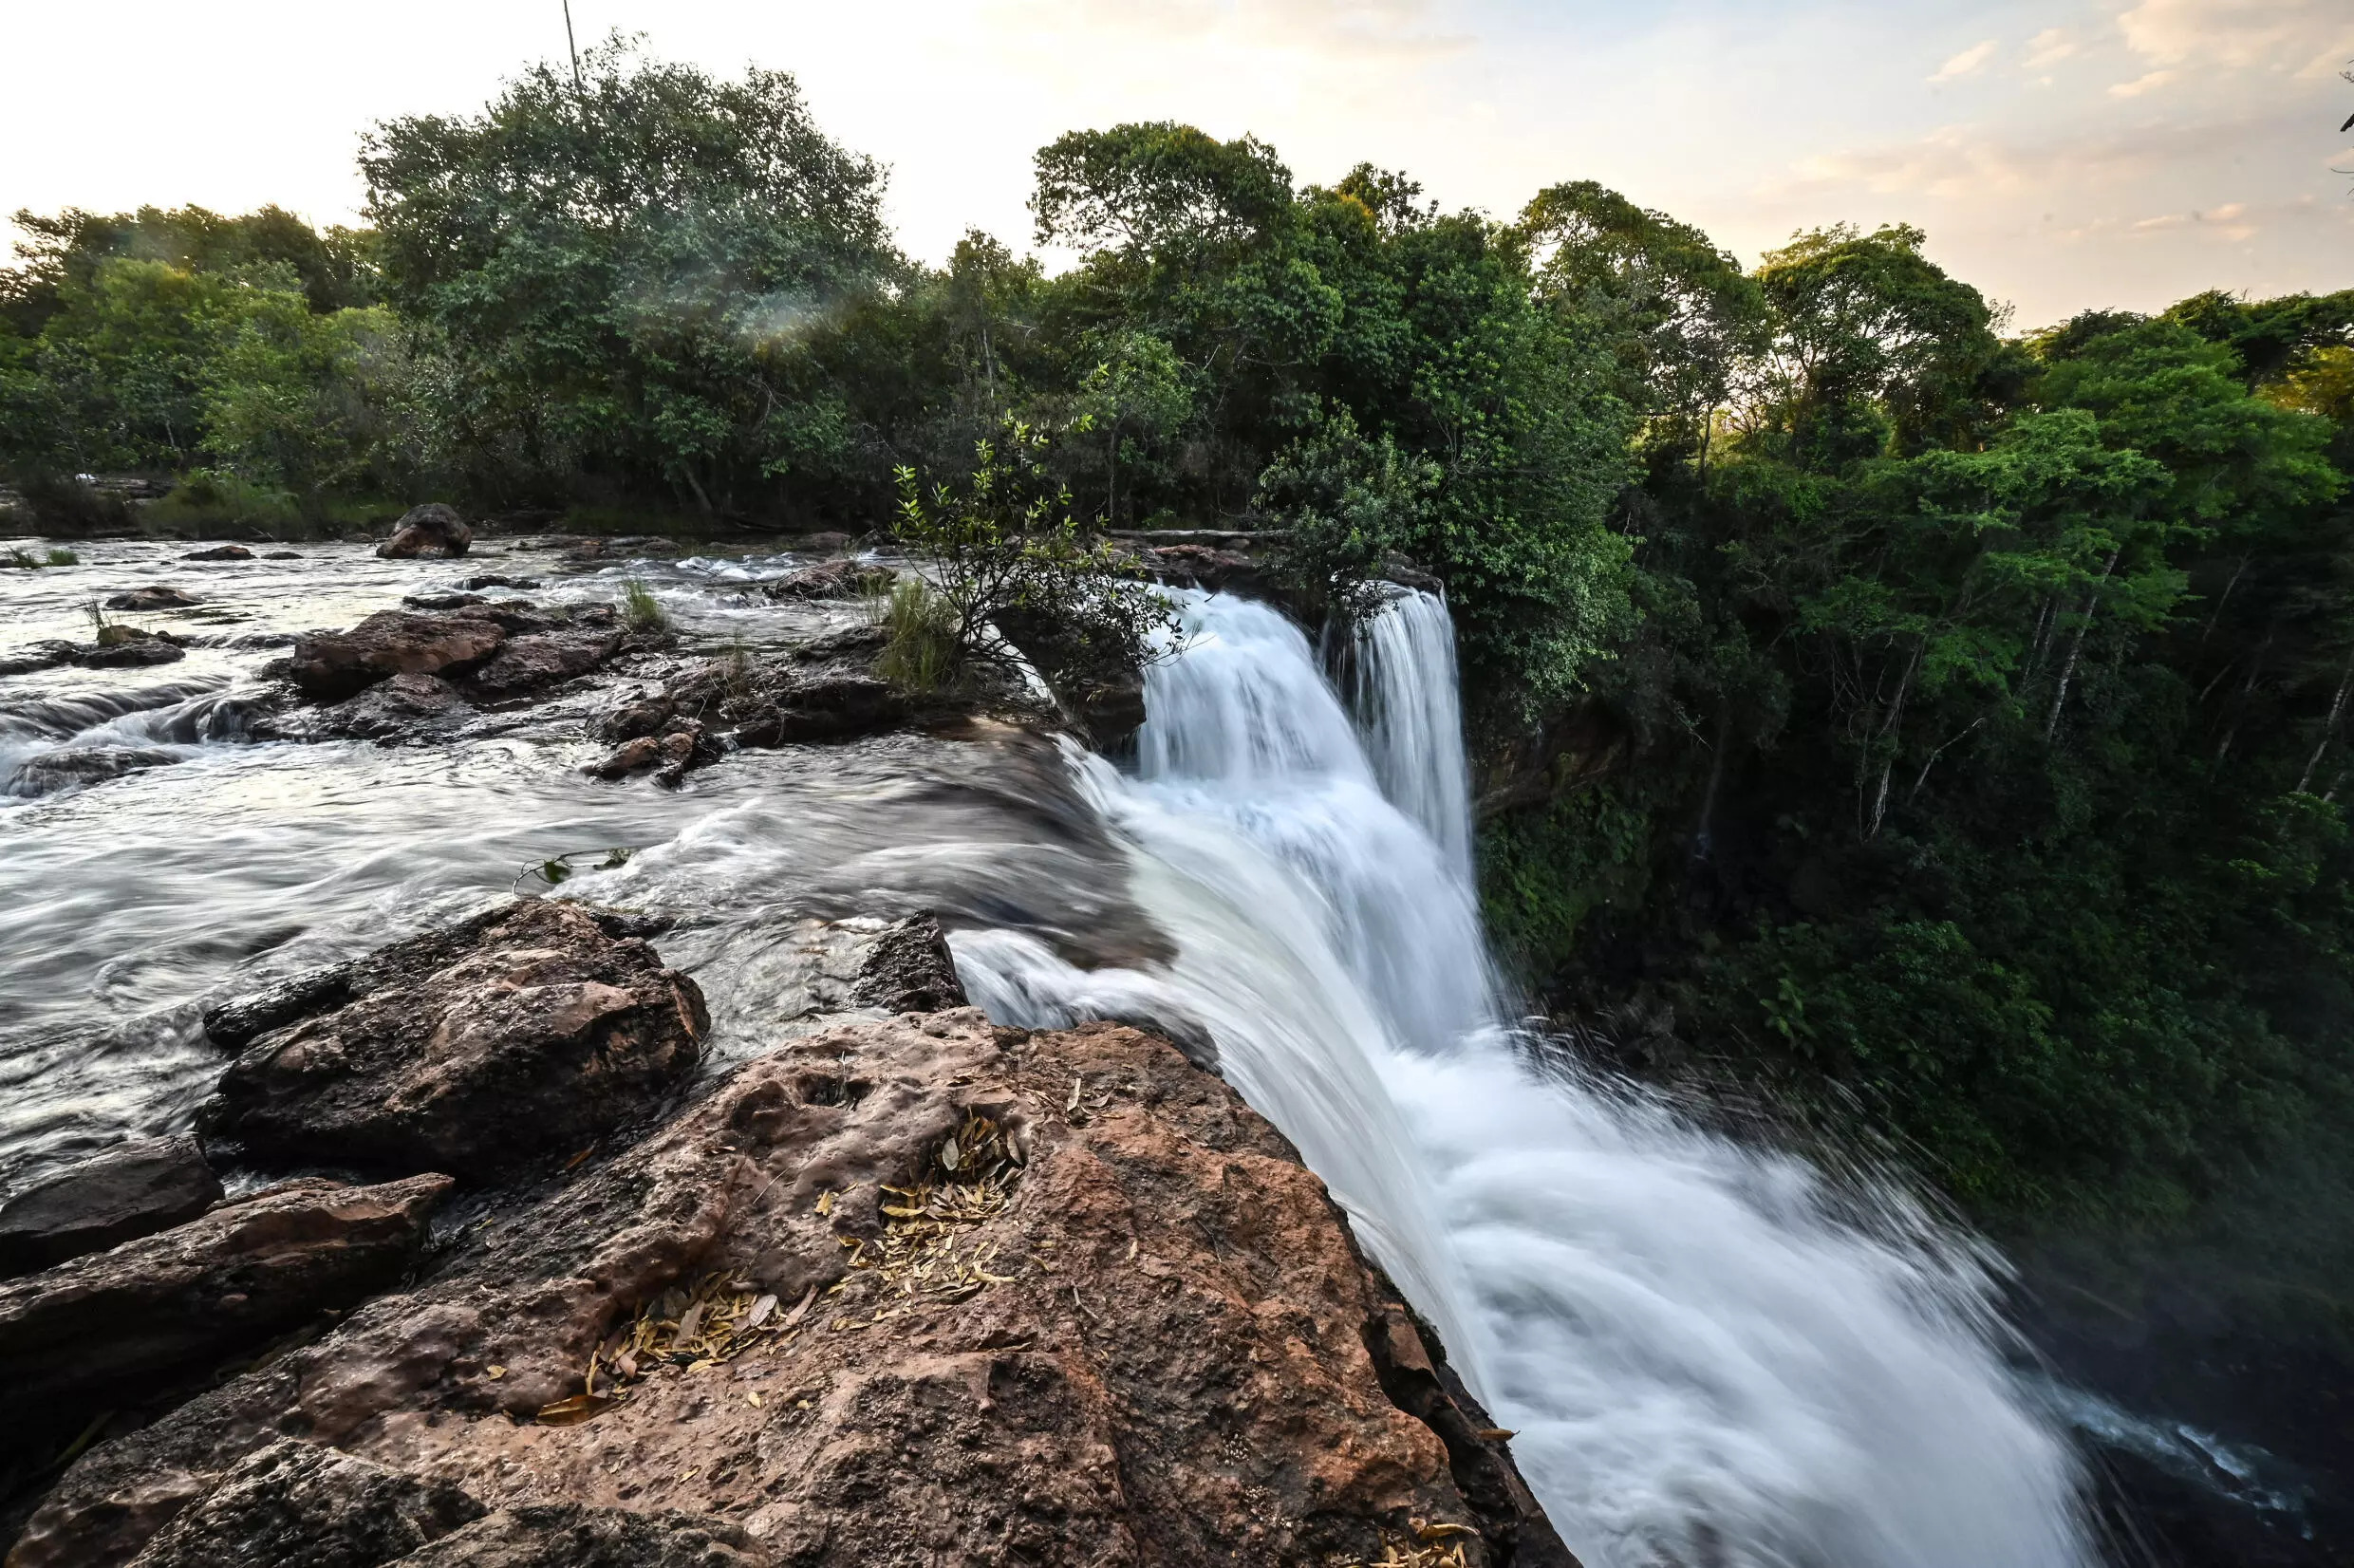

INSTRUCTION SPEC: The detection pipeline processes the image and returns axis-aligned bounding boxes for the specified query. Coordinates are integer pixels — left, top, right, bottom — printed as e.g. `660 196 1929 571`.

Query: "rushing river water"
2 536 2120 1564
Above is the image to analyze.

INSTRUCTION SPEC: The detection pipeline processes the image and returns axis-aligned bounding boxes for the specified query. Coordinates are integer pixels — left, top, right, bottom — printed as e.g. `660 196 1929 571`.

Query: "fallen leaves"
572 1273 805 1412
834 1111 1026 1329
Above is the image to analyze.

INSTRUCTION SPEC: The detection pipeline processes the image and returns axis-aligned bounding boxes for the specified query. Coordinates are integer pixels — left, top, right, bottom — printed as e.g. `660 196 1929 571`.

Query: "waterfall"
954 589 2094 1568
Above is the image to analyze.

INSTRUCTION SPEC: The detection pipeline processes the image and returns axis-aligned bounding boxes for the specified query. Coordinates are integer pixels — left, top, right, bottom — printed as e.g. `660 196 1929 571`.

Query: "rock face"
20 1009 1574 1568
121 1440 484 1568
0 1173 450 1468
198 901 709 1180
377 505 475 560
0 1135 222 1279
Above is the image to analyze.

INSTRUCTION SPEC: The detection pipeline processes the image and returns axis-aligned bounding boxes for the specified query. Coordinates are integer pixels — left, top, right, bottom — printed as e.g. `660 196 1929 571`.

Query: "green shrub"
151 468 300 528
44 547 77 566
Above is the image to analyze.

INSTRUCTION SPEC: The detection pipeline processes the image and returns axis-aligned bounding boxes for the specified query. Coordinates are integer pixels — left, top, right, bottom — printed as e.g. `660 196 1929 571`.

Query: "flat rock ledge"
14 999 1575 1567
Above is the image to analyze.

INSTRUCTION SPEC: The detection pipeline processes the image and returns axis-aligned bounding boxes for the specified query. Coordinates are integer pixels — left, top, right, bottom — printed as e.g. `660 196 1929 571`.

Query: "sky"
1 0 2348 329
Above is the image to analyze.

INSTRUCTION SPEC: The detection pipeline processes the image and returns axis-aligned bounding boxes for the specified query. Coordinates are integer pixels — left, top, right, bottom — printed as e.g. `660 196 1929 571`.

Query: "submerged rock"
0 1135 222 1279
0 1172 450 1468
5 745 181 794
103 586 200 611
377 504 474 560
197 901 708 1180
25 1011 1574 1567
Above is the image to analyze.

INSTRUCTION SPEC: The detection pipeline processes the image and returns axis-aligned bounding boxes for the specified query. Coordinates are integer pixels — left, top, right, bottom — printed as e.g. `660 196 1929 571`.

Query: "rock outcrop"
0 1173 451 1468
198 901 708 1180
269 602 644 711
848 912 966 1014
19 1004 1573 1567
377 505 475 560
0 1135 222 1279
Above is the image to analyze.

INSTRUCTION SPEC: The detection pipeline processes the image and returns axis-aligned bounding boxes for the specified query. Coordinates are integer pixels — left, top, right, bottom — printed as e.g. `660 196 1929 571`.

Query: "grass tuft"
621 577 667 632
877 576 960 694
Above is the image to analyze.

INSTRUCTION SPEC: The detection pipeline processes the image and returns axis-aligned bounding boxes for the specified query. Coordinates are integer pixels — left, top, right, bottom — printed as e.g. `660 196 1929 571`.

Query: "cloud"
2115 0 2353 73
2109 69 2177 98
1930 39 1999 83
2131 200 2257 241
2021 28 2076 71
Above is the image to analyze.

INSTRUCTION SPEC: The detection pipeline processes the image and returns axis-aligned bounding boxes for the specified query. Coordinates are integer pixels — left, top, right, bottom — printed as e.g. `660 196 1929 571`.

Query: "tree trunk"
2296 645 2354 793
2046 547 2120 742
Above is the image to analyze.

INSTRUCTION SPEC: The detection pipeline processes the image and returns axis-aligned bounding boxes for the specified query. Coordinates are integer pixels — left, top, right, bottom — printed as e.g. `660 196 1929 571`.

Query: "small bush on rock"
889 416 1171 695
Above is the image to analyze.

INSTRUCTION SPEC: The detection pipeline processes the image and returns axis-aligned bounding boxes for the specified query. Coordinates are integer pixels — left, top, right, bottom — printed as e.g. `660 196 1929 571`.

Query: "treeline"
6 41 2354 1225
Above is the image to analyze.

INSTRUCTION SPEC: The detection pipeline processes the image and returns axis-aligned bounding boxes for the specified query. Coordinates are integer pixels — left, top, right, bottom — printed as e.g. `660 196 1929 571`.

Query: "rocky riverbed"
0 530 1572 1567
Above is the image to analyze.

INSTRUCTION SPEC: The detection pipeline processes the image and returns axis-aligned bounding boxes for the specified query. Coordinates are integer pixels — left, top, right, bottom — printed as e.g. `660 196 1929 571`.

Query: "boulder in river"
272 602 640 707
848 911 966 1014
760 557 894 601
197 900 708 1180
0 1172 450 1467
376 504 474 560
182 545 253 562
0 1134 222 1279
103 586 200 611
274 608 509 701
23 1010 1573 1568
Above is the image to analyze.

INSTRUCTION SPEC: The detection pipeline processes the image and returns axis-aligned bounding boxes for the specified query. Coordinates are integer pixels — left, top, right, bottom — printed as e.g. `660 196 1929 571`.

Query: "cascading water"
955 589 2095 1568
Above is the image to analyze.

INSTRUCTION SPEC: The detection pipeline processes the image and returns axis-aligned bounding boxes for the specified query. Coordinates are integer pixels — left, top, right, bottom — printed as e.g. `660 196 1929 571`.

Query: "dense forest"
6 42 2353 1256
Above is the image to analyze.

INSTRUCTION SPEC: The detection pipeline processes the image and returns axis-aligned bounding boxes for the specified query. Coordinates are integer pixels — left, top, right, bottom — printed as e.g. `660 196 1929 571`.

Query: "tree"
360 37 899 513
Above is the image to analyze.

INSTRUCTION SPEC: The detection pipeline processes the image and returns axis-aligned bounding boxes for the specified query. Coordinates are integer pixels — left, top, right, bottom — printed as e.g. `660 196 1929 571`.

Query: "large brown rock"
197 902 708 1180
848 912 965 1014
377 505 475 560
759 558 893 601
274 609 510 702
22 1012 1572 1568
0 1173 450 1468
0 1134 222 1279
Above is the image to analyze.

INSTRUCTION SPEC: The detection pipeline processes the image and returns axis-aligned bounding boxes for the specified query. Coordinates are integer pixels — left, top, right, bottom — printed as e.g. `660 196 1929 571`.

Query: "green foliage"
359 37 897 513
890 416 1171 690
44 547 75 566
1256 405 1438 622
620 578 666 632
876 576 961 694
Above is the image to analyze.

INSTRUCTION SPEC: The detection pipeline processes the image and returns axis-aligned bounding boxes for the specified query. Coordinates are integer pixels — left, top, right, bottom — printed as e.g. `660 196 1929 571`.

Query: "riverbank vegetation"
5 41 2353 1247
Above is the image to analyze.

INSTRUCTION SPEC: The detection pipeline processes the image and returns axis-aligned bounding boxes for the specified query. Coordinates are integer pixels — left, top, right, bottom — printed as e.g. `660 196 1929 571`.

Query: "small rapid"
955 589 2095 1568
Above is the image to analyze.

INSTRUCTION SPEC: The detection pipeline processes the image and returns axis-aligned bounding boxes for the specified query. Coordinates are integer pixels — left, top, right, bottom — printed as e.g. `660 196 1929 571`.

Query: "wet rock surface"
377 505 475 561
198 901 708 1181
182 546 253 563
18 1005 1572 1568
0 1173 451 1468
0 1136 222 1279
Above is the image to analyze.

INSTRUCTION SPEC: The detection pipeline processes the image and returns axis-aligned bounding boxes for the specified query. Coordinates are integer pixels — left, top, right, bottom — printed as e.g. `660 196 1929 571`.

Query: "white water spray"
954 590 2093 1568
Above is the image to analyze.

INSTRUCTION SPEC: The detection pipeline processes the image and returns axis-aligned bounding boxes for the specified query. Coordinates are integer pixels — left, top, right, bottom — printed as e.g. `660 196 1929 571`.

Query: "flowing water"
2 541 2104 1564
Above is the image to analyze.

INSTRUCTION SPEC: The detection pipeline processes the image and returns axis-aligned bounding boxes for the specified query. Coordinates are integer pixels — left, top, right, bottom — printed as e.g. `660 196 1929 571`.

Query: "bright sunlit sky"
3 0 2348 329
